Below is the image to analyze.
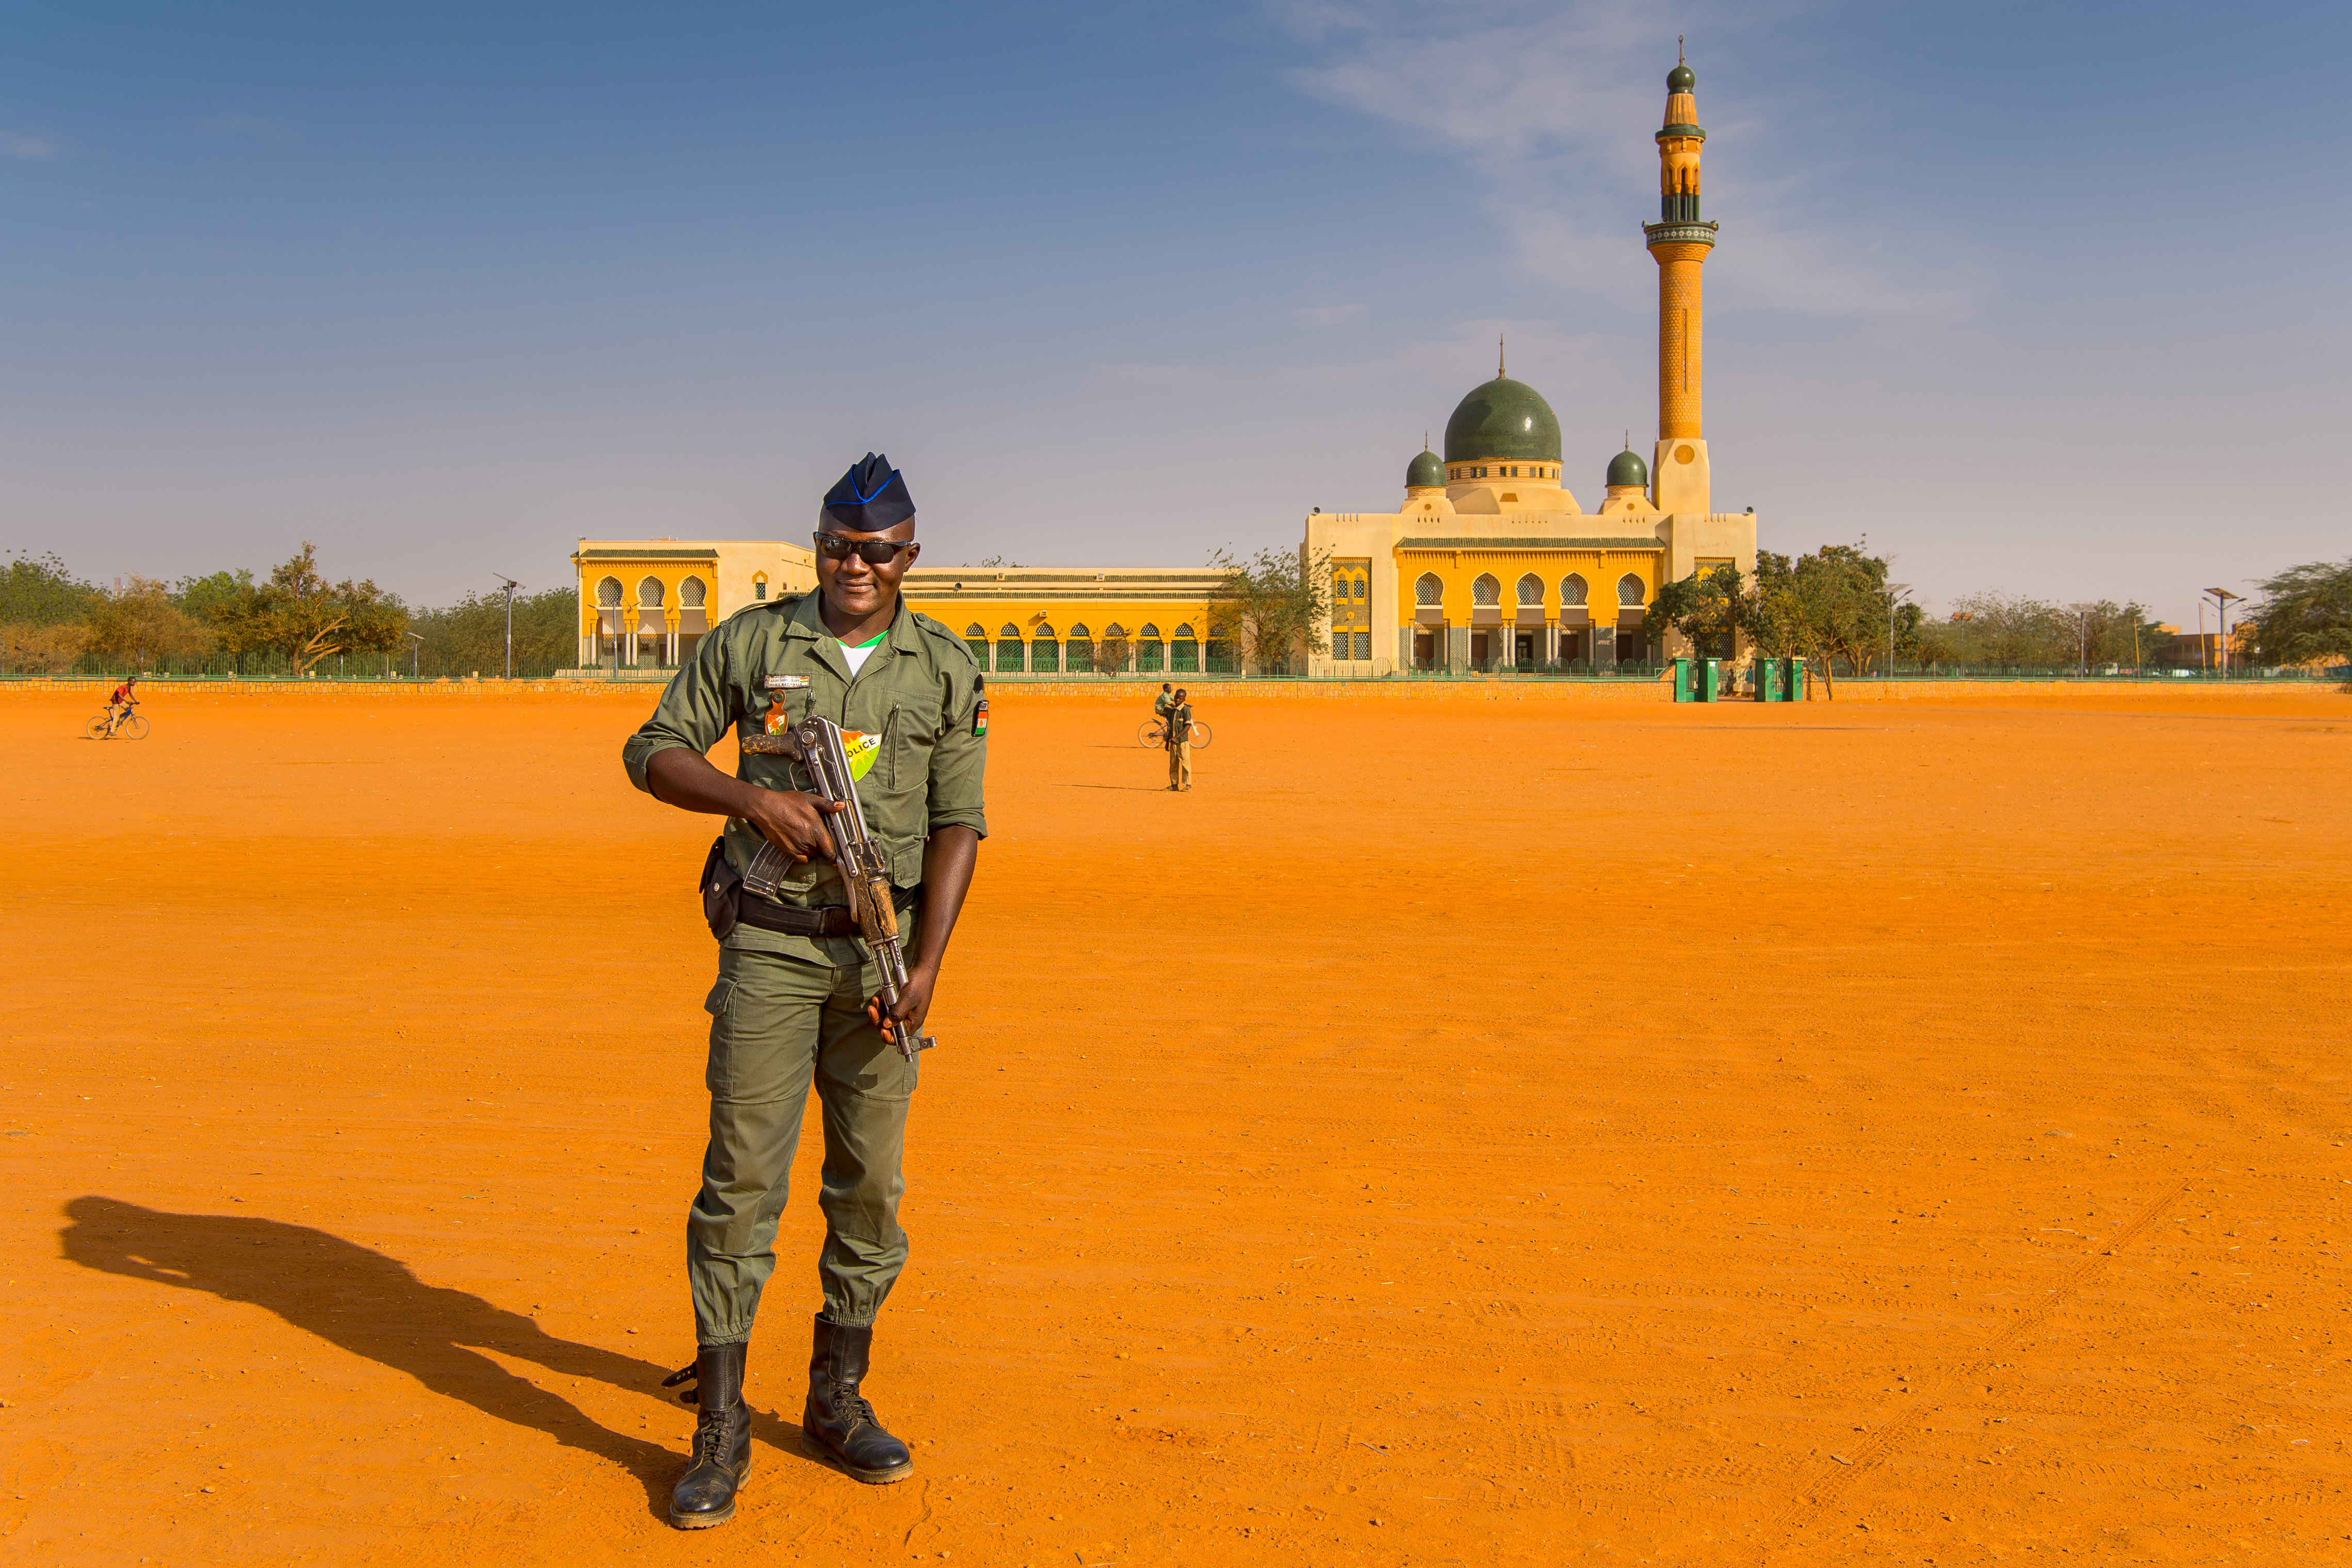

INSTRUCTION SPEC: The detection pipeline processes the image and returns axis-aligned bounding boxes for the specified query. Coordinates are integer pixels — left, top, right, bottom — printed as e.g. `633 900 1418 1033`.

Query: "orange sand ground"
2 682 2346 1567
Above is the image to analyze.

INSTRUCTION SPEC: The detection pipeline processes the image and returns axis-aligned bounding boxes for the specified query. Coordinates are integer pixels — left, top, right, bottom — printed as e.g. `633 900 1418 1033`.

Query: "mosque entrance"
1412 630 1436 669
1514 631 1536 667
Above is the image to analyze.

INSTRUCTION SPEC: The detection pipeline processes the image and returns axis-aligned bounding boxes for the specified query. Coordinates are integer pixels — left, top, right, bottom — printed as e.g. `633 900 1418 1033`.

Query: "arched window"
1617 573 1646 606
1065 622 1093 674
752 570 768 601
963 623 987 638
678 576 706 607
1126 623 1157 672
1352 576 1368 599
1515 572 1543 606
1414 573 1443 606
963 622 988 662
1170 623 1200 674
1033 622 1056 639
1067 622 1090 638
1560 574 1588 607
1031 623 1059 675
994 623 1023 674
596 576 624 606
638 576 665 606
1173 623 1196 638
1472 573 1501 606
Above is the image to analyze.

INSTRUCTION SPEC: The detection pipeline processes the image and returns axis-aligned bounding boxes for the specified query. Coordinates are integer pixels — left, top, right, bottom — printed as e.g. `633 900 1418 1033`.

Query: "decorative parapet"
1642 220 1720 248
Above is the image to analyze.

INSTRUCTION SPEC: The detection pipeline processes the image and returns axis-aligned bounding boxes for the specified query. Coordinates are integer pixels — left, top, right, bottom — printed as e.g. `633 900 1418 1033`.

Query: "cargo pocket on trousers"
704 977 739 1097
845 1044 918 1103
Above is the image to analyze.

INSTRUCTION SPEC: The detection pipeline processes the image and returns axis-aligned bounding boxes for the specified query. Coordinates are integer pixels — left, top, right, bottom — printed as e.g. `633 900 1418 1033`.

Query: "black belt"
737 884 918 939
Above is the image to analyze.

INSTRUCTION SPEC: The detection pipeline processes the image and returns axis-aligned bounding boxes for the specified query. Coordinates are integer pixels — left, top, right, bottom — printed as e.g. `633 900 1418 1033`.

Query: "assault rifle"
740 714 936 1063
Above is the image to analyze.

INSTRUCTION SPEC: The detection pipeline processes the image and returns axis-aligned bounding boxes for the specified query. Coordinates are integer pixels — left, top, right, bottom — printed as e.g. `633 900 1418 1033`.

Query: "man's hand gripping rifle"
743 714 936 1063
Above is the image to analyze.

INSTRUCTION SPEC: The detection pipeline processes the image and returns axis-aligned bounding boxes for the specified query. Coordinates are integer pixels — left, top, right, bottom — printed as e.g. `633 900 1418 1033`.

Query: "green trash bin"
1758 657 1784 703
1672 656 1692 703
1788 657 1807 701
1698 658 1721 702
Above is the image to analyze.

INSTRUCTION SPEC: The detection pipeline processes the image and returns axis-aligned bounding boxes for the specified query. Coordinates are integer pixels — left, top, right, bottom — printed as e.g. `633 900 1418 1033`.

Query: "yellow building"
570 541 816 668
897 565 1228 675
571 52 1758 678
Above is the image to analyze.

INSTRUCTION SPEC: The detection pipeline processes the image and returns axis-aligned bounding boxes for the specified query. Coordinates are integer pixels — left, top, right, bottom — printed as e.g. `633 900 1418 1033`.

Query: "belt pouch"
699 835 742 943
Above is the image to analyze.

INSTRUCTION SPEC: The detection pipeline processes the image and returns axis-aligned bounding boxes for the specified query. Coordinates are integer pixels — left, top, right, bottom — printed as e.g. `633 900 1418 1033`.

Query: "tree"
172 568 258 626
211 543 408 674
1919 592 2166 670
84 577 211 668
0 622 87 673
1 549 99 626
1205 546 1330 675
407 586 577 678
2246 558 2352 670
1931 592 2064 668
1740 545 1892 697
1651 564 1742 658
1095 632 1134 676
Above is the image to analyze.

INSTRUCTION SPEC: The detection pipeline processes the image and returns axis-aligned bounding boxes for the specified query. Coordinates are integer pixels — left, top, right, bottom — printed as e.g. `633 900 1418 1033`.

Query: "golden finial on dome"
1497 334 1507 379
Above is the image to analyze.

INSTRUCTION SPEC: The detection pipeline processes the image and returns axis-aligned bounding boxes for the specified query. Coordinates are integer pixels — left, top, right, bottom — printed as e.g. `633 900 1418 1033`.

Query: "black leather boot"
664 1342 752 1528
803 1315 913 1483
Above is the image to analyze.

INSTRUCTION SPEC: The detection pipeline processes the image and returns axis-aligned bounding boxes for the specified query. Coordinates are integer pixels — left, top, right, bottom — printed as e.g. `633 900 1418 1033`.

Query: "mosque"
570 55 1757 677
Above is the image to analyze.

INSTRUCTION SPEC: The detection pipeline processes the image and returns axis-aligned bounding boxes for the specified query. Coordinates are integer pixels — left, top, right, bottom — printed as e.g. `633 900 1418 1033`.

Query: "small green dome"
1606 448 1649 488
1406 448 1445 488
1668 63 1694 93
1443 376 1562 465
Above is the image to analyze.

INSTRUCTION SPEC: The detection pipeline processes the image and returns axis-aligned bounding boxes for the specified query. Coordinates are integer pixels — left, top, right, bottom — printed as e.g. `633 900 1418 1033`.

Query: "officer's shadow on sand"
59 1196 820 1518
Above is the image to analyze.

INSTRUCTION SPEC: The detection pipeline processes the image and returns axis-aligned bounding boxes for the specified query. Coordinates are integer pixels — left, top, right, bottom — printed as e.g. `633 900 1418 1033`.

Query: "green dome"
1606 448 1649 488
1443 376 1562 465
1668 63 1694 92
1406 448 1445 488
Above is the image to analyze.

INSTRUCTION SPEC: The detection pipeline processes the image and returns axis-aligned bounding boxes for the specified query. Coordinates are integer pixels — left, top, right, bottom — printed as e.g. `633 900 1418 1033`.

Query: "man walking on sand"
1164 687 1193 791
623 452 987 1529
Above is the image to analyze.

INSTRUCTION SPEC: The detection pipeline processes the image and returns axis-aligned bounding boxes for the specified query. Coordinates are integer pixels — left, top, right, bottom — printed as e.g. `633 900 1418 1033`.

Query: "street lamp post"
1886 582 1911 678
2203 587 2243 678
404 631 423 680
495 576 521 680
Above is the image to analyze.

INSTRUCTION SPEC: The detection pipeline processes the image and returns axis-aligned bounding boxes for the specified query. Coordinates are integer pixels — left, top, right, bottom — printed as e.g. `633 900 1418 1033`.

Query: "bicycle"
1136 718 1212 748
87 706 149 741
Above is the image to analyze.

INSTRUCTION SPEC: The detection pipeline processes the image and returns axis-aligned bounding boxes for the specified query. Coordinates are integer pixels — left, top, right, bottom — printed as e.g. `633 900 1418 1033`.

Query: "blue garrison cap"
819 453 916 533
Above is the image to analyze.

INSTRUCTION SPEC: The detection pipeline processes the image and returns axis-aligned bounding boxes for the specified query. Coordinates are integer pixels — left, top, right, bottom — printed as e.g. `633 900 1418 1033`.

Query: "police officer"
1164 687 1193 791
623 453 987 1528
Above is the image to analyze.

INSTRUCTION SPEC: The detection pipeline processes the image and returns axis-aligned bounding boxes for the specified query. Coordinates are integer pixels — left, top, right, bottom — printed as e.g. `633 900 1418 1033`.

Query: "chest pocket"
886 700 928 793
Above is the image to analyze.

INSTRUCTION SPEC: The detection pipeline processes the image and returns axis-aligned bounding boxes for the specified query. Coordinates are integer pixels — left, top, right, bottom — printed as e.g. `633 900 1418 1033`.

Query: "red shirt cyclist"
104 675 140 736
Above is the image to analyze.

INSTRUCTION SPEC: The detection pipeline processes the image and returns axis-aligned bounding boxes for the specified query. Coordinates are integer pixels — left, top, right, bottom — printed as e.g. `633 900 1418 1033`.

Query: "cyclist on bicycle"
103 674 141 738
1151 681 1174 733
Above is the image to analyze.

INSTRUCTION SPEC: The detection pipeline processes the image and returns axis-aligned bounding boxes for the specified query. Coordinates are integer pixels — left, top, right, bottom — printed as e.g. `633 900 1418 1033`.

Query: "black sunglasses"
813 532 916 565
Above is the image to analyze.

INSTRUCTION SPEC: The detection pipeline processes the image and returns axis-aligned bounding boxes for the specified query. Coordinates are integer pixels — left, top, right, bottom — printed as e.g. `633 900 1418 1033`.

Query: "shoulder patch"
721 595 800 627
912 611 981 665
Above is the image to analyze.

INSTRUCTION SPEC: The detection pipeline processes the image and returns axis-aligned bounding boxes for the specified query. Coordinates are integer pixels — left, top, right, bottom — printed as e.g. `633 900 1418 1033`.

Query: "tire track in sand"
1753 1173 2194 1559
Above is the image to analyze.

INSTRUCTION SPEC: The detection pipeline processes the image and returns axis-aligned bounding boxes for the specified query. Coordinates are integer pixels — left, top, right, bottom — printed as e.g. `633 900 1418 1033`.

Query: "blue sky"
2 1 2344 620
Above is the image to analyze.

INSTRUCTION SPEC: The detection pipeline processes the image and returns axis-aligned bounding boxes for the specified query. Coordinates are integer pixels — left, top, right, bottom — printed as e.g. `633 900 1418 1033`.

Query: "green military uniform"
623 591 987 1345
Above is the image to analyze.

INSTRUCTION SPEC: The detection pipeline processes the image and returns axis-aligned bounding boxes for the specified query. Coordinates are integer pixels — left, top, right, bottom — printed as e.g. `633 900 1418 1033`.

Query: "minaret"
1643 42 1718 516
